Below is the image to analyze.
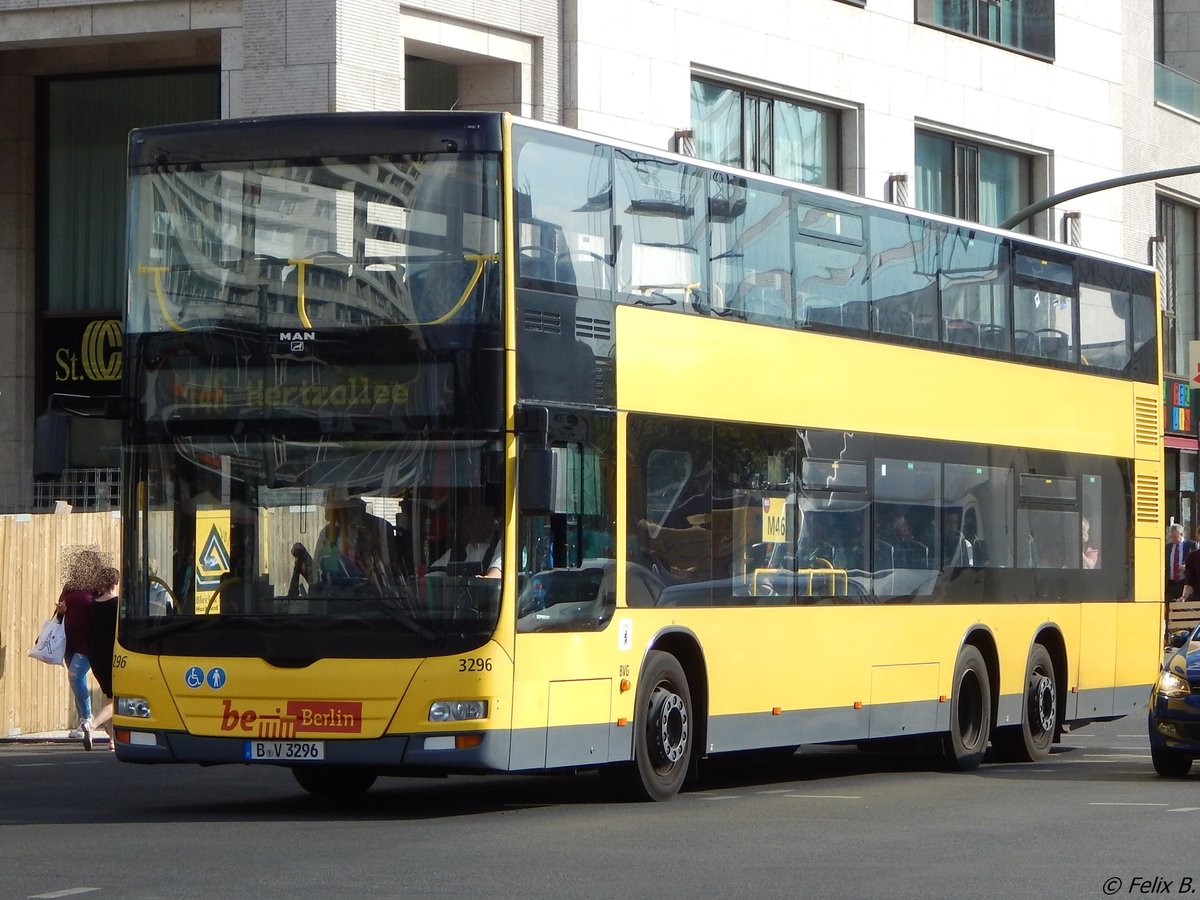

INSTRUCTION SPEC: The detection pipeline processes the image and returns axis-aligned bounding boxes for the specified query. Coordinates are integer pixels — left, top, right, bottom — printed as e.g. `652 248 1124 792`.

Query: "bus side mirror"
519 445 554 514
516 404 553 514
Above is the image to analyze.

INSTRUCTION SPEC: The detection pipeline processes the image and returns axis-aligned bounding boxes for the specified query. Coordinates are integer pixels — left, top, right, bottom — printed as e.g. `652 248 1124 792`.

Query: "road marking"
786 794 862 800
1088 802 1169 807
29 889 99 899
1077 754 1151 760
756 789 793 794
1169 807 1200 813
701 795 739 801
14 763 55 768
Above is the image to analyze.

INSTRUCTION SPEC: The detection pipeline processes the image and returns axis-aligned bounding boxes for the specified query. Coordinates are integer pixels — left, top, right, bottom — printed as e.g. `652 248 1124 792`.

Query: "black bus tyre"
1151 745 1193 778
292 765 377 797
993 644 1057 762
621 650 693 802
943 644 991 771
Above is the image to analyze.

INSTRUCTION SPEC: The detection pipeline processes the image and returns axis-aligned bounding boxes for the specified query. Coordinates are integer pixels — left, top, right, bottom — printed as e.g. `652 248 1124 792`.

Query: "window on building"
407 57 458 109
690 79 840 188
1159 197 1199 377
1156 0 1200 118
914 131 1033 231
916 0 1054 59
40 70 218 472
43 71 219 315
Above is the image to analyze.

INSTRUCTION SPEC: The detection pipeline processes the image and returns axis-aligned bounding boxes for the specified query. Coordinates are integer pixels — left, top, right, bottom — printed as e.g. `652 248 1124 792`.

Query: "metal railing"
0 468 121 515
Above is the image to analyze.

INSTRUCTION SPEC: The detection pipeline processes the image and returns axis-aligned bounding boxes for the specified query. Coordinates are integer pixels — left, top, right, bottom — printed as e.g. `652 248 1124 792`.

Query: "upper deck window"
128 154 502 335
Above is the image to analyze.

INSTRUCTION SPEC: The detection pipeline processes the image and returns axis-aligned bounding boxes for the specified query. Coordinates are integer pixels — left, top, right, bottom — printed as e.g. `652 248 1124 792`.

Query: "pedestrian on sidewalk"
85 566 120 751
54 545 112 748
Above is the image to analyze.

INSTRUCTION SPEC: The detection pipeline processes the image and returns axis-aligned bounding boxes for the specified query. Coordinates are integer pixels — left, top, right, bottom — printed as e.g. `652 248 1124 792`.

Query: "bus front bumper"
113 727 510 771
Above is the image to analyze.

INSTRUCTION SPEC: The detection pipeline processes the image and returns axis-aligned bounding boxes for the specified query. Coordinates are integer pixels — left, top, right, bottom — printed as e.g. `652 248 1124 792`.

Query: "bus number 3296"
459 657 492 672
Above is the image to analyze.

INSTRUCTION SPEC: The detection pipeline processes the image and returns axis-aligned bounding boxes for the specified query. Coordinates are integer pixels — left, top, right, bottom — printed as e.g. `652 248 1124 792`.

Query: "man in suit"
1166 522 1196 601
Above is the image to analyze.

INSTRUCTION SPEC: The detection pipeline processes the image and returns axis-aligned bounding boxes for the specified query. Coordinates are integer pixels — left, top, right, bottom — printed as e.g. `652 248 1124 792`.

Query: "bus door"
511 407 619 770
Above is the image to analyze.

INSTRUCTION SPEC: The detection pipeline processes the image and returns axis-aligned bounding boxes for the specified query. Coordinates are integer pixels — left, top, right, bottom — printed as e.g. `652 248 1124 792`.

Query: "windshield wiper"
355 595 443 643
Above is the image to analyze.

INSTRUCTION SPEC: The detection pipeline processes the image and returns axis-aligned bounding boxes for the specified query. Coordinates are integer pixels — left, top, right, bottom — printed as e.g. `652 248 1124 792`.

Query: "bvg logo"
219 699 364 737
55 319 122 383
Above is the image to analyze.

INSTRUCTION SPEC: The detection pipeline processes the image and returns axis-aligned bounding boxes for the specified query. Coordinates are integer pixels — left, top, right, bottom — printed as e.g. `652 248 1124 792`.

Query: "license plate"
244 740 325 761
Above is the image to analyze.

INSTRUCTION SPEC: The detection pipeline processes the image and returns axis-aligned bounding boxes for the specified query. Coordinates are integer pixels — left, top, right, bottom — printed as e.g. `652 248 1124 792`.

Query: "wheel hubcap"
650 688 688 767
1029 673 1055 736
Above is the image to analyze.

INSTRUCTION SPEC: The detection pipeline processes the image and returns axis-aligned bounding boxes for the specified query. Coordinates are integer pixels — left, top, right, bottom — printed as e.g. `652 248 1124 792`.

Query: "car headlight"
429 700 488 722
115 696 152 718
1156 670 1191 699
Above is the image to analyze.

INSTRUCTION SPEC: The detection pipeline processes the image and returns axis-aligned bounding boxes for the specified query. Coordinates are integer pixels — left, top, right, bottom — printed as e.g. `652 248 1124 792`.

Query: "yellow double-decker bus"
113 112 1163 800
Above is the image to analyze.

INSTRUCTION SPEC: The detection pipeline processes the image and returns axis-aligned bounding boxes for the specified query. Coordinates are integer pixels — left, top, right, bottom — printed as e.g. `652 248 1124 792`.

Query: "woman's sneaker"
67 723 85 740
81 721 93 751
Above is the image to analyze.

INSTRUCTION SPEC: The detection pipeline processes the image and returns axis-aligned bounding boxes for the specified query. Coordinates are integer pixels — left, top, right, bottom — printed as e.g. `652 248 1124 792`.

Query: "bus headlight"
429 700 488 722
116 696 152 718
1156 671 1191 699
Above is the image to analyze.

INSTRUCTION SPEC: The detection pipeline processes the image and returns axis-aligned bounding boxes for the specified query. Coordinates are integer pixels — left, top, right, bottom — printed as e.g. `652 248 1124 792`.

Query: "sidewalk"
0 730 111 745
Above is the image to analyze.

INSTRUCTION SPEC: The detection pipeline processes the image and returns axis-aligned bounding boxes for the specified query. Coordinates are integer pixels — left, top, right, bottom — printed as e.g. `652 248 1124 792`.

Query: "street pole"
999 164 1200 231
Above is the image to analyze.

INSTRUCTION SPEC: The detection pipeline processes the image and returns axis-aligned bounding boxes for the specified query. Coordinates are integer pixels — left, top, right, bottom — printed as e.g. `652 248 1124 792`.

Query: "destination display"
141 356 454 425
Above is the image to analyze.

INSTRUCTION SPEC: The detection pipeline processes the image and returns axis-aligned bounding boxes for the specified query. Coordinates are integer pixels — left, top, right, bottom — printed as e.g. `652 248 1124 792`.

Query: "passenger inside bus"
429 506 501 578
289 494 397 595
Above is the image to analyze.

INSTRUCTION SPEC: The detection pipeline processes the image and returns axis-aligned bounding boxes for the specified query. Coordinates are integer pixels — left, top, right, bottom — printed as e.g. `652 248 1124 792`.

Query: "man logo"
279 331 315 352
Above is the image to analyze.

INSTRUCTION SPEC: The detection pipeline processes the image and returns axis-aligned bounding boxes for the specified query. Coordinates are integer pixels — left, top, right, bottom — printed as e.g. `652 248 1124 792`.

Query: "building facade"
0 0 1197 527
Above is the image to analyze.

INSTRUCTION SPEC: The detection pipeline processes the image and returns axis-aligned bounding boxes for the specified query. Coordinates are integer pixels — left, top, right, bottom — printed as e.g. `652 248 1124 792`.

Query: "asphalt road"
1 716 1195 900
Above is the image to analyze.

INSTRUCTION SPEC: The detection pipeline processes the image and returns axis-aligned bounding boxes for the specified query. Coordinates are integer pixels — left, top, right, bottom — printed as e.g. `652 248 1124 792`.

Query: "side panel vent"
523 309 562 335
576 315 612 341
1134 473 1160 525
1134 396 1159 447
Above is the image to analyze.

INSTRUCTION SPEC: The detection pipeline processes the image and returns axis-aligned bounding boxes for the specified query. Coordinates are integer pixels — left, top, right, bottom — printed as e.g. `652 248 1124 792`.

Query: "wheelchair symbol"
184 666 204 689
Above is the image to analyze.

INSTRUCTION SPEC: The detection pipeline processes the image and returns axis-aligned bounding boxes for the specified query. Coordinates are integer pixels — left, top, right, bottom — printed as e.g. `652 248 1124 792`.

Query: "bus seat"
943 318 979 347
874 538 895 571
1014 329 1038 356
803 301 842 327
1037 328 1070 361
875 306 913 337
842 300 870 330
978 324 1008 351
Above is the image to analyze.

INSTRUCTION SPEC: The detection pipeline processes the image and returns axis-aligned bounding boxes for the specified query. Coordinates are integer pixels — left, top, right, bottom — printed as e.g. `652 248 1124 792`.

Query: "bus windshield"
127 153 502 335
122 435 505 661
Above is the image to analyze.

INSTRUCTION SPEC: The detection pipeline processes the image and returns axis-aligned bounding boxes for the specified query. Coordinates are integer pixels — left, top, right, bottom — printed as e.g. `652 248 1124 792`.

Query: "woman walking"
54 545 112 749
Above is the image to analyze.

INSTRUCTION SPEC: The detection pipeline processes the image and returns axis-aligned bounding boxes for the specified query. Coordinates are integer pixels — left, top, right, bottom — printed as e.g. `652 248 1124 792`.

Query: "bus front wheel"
993 644 1057 762
943 644 991 771
292 765 377 797
617 650 693 802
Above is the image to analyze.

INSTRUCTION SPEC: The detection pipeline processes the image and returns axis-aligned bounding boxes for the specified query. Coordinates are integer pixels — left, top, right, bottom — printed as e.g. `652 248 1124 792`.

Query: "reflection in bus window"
1079 284 1132 373
939 229 1009 351
615 152 708 312
942 463 1014 569
875 458 940 597
869 213 940 341
513 133 613 297
795 201 869 330
709 176 792 325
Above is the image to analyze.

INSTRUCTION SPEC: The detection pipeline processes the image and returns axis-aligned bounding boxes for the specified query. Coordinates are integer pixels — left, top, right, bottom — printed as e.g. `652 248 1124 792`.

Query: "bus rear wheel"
292 765 377 797
993 644 1057 762
943 644 991 771
612 650 693 802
